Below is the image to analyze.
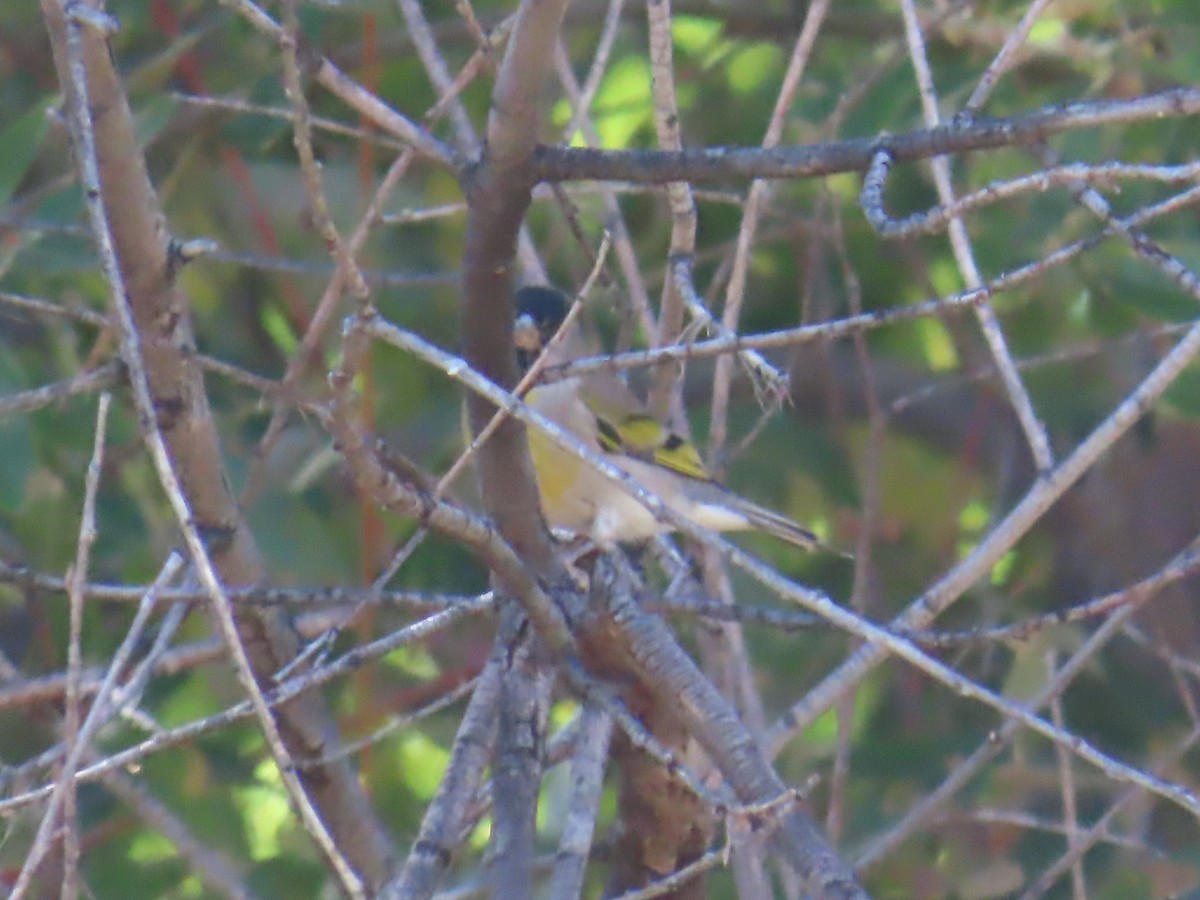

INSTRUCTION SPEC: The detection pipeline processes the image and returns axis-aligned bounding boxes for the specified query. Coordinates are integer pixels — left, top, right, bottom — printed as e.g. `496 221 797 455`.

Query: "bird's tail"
733 497 821 551
682 479 846 554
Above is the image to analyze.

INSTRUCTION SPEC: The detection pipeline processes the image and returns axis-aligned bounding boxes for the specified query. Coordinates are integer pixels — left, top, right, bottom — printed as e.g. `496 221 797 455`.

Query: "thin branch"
0 561 488 611
172 90 407 149
45 6 370 892
0 597 489 817
852 540 1200 870
218 0 455 165
318 677 479 766
861 155 1200 238
911 543 1200 646
60 392 111 900
962 0 1057 115
8 553 183 899
534 88 1200 183
897 0 1053 472
0 363 122 420
1046 652 1087 900
609 841 729 900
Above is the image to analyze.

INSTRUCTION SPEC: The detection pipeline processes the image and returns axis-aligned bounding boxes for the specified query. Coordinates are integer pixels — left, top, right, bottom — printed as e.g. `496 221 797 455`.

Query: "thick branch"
586 557 866 900
39 0 394 889
461 0 572 576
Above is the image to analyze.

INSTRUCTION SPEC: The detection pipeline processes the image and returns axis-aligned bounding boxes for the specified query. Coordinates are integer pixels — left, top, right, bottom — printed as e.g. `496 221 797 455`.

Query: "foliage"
2 0 1200 897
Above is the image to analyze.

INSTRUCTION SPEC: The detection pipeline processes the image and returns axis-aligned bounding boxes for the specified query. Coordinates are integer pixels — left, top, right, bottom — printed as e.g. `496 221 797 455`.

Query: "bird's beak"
514 313 542 354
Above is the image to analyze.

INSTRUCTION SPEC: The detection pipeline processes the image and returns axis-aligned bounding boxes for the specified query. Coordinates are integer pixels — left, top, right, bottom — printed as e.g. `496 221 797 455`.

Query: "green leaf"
133 93 180 148
1108 256 1200 322
672 15 723 57
1163 366 1200 419
726 42 783 95
0 419 33 515
592 56 653 148
0 99 52 206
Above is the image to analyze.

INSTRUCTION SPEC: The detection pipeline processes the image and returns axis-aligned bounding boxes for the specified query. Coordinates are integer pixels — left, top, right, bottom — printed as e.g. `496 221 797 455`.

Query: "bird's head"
514 285 570 371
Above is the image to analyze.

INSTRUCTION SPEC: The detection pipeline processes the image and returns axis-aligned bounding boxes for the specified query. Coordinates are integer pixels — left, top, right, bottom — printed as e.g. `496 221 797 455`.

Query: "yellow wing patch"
594 412 711 481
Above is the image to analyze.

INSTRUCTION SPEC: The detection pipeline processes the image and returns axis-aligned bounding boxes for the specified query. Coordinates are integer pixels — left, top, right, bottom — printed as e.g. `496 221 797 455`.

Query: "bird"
512 284 819 550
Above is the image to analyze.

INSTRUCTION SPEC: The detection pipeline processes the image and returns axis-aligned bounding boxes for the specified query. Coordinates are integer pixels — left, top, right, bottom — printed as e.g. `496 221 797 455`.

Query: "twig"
0 596 489 817
315 676 479 765
0 363 121 419
962 0 1057 115
61 392 111 899
0 561 489 610
1046 651 1088 900
852 540 1200 869
8 551 183 899
609 841 729 899
218 0 455 164
896 0 1053 473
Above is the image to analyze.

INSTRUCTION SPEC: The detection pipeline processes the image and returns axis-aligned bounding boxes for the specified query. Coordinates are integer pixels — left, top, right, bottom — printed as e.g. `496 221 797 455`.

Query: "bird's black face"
514 285 569 371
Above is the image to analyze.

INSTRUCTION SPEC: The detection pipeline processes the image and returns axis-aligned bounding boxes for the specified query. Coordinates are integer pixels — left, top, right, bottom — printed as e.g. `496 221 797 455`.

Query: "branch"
382 656 504 898
39 1 395 887
588 556 865 899
486 612 552 899
533 88 1200 184
368 301 1200 824
545 706 612 899
219 0 454 165
546 181 1200 380
0 599 487 818
460 0 573 578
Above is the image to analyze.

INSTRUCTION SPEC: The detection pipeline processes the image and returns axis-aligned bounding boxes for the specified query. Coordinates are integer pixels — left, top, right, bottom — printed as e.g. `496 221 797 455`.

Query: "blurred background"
3 0 1200 896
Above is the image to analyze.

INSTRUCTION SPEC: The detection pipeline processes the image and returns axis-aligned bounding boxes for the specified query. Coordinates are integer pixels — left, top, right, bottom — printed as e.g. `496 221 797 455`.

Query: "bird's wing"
572 373 713 481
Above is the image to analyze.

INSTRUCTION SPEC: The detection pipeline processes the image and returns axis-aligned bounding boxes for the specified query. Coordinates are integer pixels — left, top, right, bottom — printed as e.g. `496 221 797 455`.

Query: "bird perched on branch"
513 284 818 550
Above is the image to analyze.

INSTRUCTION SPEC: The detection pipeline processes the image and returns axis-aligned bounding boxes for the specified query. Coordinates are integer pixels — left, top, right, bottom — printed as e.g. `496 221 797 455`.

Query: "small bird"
513 284 818 550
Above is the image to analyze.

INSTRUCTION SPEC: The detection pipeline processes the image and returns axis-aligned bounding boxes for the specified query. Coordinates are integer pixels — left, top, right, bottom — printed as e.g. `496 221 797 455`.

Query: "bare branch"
534 88 1200 184
39 1 397 882
545 706 612 899
383 654 504 898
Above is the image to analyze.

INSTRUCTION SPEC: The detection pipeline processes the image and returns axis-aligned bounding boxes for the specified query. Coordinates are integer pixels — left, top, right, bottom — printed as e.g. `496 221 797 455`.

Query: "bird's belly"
589 488 664 545
528 427 663 543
